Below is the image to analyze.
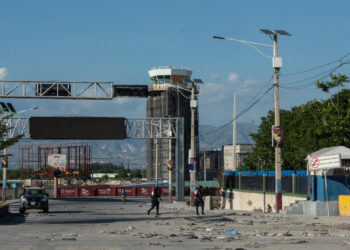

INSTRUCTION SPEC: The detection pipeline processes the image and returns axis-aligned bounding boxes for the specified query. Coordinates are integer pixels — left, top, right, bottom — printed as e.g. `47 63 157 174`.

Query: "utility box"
272 57 283 68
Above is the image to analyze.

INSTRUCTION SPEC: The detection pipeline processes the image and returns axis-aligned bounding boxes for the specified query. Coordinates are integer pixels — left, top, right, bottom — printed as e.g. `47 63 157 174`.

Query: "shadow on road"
184 214 236 223
0 213 25 225
48 210 83 214
28 215 176 225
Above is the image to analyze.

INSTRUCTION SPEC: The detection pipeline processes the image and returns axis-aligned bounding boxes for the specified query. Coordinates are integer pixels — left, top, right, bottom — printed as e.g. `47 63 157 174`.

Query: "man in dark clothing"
195 185 205 215
147 188 162 216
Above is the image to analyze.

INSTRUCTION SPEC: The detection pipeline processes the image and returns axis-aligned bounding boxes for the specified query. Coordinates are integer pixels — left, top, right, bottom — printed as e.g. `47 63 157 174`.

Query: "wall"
226 190 307 212
311 175 350 201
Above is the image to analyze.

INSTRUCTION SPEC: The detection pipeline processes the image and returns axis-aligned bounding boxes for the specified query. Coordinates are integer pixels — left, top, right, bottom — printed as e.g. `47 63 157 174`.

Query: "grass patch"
0 201 7 207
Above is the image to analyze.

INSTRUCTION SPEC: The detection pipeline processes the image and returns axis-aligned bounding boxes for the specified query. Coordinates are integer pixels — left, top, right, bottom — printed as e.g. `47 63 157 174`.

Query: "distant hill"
7 123 257 170
199 122 258 150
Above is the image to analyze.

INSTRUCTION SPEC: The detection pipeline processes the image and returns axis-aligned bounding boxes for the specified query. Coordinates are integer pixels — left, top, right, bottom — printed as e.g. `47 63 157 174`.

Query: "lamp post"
259 29 291 212
1 102 15 201
213 29 291 212
1 103 39 201
181 78 202 206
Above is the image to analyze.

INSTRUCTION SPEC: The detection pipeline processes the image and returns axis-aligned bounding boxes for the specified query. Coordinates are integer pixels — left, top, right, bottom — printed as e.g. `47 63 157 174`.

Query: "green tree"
6 170 21 179
116 168 127 178
102 174 109 181
141 169 147 178
130 169 142 178
241 75 350 171
0 110 24 155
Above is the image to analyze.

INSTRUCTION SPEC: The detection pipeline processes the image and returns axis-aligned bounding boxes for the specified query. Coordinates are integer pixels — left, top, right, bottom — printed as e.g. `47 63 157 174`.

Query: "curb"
0 204 9 218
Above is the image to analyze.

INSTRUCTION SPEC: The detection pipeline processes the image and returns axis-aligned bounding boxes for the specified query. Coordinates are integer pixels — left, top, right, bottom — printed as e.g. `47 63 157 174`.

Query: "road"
1 197 350 250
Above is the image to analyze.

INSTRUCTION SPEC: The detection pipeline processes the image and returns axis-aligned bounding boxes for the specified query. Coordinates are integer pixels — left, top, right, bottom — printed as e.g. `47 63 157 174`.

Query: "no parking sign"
308 154 341 171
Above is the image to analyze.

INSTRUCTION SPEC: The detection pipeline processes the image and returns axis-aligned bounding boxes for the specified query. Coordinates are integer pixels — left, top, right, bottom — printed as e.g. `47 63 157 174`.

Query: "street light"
213 29 291 212
183 78 202 206
259 29 291 212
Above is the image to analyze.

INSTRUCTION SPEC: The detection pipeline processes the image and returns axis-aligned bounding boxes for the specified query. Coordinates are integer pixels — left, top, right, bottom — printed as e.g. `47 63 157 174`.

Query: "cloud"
243 78 259 88
209 73 220 80
198 73 272 125
0 68 8 80
227 72 240 84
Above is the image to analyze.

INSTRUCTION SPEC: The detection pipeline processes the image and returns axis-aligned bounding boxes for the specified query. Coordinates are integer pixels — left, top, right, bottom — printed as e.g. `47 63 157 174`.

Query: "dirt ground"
1 198 350 250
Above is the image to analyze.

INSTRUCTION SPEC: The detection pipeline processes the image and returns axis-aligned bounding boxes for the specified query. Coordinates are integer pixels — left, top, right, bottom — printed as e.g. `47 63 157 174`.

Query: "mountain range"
7 123 257 170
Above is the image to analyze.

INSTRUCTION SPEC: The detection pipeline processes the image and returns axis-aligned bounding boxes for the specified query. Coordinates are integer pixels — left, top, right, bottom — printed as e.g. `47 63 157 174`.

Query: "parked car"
19 187 49 214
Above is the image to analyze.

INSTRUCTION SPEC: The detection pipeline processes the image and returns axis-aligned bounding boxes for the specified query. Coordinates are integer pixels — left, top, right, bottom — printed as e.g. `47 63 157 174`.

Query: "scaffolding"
20 142 92 179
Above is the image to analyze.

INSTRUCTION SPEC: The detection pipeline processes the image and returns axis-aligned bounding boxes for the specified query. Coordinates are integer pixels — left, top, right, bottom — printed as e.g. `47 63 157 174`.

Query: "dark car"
19 187 49 214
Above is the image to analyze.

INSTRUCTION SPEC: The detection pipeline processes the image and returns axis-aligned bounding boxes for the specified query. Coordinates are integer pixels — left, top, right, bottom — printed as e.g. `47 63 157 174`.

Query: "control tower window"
164 75 171 83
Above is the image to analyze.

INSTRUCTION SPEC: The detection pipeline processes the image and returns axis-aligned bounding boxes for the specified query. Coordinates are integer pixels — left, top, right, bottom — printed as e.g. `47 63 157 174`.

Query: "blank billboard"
29 117 126 139
114 85 148 98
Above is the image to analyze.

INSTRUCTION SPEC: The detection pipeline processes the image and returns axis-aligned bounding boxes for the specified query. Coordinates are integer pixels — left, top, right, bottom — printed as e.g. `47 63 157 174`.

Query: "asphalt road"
1 197 350 250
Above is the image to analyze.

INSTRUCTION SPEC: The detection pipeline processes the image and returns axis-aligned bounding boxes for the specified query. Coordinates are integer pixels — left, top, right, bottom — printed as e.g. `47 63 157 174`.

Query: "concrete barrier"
339 195 350 216
204 196 214 211
226 190 307 212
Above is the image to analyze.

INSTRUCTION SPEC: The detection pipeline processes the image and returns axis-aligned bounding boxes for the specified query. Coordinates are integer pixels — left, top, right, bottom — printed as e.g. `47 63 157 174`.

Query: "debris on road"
222 229 238 236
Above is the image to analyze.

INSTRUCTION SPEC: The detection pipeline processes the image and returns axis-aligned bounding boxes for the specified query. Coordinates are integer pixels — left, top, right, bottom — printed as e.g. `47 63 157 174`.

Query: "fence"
226 173 308 196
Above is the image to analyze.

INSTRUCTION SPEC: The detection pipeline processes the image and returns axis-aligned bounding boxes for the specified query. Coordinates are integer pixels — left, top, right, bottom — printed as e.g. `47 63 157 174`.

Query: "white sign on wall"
308 154 341 171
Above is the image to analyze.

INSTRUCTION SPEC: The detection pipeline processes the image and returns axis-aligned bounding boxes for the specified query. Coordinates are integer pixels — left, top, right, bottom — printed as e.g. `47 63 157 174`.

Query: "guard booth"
308 146 350 202
306 146 350 216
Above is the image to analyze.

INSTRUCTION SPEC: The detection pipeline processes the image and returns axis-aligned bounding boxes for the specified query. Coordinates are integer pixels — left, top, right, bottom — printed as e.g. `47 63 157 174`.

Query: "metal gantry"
126 118 177 139
0 80 114 100
3 117 185 201
4 117 178 139
4 118 30 138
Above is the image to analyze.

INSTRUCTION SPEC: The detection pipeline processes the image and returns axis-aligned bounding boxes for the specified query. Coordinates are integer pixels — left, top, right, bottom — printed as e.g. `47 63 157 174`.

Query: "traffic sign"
308 154 341 171
310 157 320 169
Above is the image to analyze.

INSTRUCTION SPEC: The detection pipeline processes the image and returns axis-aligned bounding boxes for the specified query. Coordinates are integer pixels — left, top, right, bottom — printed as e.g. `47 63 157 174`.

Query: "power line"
280 52 350 78
201 52 350 136
280 62 349 90
201 81 274 136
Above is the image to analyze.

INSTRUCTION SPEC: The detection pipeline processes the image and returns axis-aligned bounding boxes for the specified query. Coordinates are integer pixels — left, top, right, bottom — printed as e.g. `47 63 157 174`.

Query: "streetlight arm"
213 36 273 48
213 35 273 59
15 106 39 115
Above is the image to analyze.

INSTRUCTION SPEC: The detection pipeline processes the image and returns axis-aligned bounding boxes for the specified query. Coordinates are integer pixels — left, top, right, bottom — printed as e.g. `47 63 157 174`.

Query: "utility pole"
233 92 237 171
1 102 17 201
155 139 159 188
2 145 7 201
168 125 172 202
203 151 206 182
213 29 291 212
190 81 196 206
273 33 282 212
260 29 291 212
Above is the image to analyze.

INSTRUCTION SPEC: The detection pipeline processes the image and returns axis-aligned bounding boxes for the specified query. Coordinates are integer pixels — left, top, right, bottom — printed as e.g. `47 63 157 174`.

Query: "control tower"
146 66 199 182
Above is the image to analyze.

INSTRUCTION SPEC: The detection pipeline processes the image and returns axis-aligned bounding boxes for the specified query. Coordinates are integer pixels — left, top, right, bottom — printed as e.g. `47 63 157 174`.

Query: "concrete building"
222 144 253 171
146 67 199 182
198 150 222 181
197 144 253 181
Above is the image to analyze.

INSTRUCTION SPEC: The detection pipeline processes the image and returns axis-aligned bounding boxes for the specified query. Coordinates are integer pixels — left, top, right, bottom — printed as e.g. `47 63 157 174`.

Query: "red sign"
310 157 320 169
80 187 96 196
97 187 116 196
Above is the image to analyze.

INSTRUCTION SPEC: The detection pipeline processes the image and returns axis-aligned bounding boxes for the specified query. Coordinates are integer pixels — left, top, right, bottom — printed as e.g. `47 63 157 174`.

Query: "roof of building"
148 66 192 78
308 146 350 159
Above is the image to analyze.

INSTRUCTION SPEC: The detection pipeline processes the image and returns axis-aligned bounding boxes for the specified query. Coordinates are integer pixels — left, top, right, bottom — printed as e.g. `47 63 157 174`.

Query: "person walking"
195 185 205 215
147 187 162 216
121 189 126 203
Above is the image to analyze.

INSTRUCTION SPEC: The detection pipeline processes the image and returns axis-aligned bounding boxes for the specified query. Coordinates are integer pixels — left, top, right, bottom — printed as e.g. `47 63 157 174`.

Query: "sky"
1 0 350 127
